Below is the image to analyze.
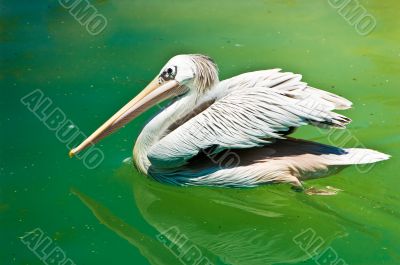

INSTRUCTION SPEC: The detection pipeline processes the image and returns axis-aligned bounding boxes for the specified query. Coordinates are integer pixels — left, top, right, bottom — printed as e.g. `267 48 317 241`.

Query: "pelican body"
70 54 389 188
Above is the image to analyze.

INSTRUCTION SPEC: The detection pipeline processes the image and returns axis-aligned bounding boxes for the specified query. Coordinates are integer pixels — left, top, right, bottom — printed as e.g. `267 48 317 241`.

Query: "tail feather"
323 148 390 165
305 86 353 110
310 113 352 129
294 86 353 129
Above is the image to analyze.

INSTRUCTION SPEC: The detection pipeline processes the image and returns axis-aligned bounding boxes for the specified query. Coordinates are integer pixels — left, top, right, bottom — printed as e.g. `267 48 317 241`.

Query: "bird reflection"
71 165 354 265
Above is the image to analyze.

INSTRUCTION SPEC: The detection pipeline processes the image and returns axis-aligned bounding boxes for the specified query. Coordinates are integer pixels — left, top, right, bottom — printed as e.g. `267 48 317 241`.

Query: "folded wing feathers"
148 70 353 168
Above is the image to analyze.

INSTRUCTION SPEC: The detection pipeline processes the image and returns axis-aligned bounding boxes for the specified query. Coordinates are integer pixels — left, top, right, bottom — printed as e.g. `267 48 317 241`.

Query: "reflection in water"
72 164 352 265
71 187 181 265
130 169 345 265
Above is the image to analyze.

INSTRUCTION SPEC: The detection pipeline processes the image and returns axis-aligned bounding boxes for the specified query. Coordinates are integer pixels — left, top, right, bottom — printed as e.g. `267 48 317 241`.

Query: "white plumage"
70 54 389 189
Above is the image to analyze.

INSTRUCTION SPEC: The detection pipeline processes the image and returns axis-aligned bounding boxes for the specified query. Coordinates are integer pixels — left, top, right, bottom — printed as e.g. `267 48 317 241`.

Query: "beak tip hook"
69 149 75 158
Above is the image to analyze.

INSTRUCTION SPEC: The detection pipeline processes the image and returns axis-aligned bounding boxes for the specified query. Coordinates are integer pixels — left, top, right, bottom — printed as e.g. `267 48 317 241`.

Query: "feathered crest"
189 54 219 92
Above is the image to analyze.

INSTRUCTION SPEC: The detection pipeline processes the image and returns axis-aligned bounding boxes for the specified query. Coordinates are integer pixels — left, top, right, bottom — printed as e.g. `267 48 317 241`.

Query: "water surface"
1 0 399 264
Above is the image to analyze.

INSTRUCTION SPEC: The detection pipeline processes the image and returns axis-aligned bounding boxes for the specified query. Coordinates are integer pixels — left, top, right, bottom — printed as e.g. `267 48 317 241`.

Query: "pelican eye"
160 66 177 82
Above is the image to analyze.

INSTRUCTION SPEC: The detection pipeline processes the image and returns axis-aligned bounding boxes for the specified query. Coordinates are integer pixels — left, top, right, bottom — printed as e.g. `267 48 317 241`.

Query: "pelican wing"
148 70 352 169
217 69 352 110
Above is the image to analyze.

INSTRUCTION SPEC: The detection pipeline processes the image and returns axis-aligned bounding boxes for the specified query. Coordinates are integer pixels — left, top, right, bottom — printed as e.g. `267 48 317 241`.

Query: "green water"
1 0 399 264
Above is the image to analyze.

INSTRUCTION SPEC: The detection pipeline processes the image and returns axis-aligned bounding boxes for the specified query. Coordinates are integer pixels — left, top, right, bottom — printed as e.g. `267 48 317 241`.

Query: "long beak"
69 78 180 157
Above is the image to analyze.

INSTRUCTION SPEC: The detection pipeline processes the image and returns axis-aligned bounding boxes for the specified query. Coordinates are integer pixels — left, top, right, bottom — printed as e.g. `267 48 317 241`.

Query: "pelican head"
158 54 219 92
69 54 219 157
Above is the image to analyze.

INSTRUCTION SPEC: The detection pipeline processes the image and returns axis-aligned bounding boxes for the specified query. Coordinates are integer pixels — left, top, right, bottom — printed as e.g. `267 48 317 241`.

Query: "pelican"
70 54 389 189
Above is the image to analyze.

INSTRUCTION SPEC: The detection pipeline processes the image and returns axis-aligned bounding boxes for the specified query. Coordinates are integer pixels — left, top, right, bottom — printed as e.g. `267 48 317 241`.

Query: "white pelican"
70 54 389 189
